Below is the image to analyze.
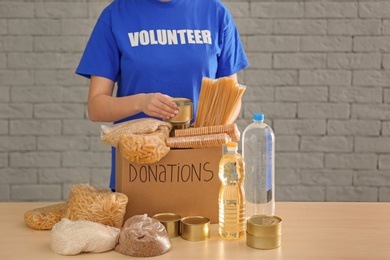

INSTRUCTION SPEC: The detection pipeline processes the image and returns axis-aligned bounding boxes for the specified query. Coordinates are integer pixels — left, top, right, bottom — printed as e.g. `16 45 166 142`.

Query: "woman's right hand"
140 93 179 120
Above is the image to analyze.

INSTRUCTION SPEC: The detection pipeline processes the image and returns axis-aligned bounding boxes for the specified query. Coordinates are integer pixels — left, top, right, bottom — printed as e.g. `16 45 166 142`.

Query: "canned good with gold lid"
169 98 193 124
180 216 210 242
152 213 181 238
164 98 193 136
246 215 282 250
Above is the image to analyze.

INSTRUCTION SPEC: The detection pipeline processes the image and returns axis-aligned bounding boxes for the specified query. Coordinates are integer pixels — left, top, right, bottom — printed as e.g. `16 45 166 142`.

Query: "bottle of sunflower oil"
218 141 246 240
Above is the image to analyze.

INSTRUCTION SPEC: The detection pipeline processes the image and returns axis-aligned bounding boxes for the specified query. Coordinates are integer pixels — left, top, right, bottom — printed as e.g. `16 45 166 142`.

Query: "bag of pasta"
24 202 66 230
118 126 170 164
101 118 172 147
61 184 128 228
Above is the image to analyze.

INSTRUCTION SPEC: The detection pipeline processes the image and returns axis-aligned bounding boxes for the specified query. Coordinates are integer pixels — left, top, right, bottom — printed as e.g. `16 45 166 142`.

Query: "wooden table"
1 202 390 259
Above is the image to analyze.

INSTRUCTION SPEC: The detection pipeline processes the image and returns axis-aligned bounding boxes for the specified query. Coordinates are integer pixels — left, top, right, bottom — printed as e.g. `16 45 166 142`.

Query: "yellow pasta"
61 184 128 228
174 123 240 141
118 129 170 164
194 77 246 127
166 133 231 149
24 203 66 230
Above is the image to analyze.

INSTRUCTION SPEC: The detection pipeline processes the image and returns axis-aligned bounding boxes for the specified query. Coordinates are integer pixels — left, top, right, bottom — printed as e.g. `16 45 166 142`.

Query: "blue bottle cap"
253 113 264 121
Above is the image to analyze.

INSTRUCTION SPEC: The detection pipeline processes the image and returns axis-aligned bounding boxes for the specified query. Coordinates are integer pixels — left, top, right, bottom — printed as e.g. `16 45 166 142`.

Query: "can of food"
164 98 193 136
170 98 193 124
180 216 210 242
246 215 282 250
152 213 181 238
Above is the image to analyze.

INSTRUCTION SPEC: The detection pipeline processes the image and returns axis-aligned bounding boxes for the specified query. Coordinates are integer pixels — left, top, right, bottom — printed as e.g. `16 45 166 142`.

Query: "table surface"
1 201 390 260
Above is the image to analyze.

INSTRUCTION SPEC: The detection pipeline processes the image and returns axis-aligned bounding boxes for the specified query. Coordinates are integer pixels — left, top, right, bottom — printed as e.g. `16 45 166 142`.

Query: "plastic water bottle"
218 142 246 240
242 113 275 218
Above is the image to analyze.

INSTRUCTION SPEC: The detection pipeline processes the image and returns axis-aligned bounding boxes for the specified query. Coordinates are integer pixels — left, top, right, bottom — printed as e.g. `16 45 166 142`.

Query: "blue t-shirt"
76 0 249 189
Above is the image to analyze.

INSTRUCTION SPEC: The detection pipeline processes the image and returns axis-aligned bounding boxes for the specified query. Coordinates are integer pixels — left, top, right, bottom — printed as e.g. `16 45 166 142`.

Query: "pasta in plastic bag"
194 77 246 127
61 184 128 228
118 126 170 164
115 214 171 257
101 118 172 147
24 202 66 230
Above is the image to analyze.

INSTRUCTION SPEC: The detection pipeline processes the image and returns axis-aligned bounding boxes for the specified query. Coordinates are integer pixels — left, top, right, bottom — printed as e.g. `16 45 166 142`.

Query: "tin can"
170 98 193 124
246 215 282 250
180 216 210 242
164 98 193 136
152 213 181 238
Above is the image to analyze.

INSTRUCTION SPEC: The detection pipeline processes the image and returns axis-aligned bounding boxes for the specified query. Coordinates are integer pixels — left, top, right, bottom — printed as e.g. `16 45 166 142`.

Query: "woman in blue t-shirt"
76 0 249 190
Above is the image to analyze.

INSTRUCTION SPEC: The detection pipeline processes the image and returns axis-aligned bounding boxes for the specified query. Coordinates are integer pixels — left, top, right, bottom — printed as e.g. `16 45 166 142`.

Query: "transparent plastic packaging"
101 118 172 147
24 202 66 230
242 113 275 218
118 126 170 164
115 214 171 257
50 218 120 256
166 133 231 149
174 123 241 141
218 142 246 240
61 184 128 228
194 77 246 127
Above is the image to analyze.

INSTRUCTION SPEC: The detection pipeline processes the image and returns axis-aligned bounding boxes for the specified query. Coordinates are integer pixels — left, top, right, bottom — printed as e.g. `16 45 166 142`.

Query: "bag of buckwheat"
115 214 171 257
61 184 128 228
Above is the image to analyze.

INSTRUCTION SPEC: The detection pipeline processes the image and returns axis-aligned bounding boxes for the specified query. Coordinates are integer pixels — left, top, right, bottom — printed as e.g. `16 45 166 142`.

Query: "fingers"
142 93 179 120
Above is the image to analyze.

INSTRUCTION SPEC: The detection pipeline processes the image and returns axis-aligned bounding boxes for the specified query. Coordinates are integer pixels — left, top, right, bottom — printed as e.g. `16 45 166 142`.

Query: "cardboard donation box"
116 147 222 224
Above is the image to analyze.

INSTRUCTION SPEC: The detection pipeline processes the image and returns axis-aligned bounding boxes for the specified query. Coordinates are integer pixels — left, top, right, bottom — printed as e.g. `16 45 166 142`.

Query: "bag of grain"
115 214 171 257
50 218 120 255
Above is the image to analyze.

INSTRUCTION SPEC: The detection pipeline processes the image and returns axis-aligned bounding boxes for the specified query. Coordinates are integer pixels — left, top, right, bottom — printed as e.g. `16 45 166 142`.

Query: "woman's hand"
88 76 179 122
140 93 179 120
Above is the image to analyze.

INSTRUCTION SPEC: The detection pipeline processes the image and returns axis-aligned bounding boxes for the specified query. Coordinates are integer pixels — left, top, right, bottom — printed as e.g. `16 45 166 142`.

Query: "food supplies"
101 77 246 161
118 126 170 164
24 184 128 230
166 133 231 149
101 118 172 147
61 184 128 228
50 218 120 256
194 77 246 127
24 203 66 230
101 118 241 161
115 214 171 257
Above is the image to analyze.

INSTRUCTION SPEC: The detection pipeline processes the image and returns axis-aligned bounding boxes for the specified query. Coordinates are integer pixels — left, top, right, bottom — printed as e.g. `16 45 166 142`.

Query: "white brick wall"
0 0 389 202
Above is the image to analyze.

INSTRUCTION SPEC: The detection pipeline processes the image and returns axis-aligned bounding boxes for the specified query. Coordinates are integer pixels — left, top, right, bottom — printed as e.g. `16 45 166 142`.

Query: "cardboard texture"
116 147 222 224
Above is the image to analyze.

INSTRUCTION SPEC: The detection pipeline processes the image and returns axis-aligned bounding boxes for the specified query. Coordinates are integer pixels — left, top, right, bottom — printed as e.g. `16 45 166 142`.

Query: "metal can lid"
246 215 282 237
152 213 181 222
173 98 192 106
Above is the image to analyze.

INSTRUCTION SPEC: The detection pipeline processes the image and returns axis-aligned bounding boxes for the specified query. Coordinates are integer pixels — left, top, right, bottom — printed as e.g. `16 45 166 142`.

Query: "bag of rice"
115 214 171 257
61 184 128 228
50 218 120 255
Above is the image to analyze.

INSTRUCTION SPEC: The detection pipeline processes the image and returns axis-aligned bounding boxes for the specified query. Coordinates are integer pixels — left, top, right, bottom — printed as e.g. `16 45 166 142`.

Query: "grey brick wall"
0 0 389 202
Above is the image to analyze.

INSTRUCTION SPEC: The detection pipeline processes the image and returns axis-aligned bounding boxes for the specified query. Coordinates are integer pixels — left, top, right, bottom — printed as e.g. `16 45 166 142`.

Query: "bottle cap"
226 142 237 152
227 142 237 148
253 113 264 121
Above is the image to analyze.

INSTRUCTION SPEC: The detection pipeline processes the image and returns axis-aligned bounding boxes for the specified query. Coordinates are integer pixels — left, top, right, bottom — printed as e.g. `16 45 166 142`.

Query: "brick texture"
0 0 390 202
